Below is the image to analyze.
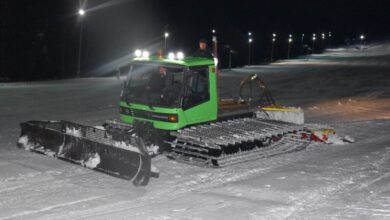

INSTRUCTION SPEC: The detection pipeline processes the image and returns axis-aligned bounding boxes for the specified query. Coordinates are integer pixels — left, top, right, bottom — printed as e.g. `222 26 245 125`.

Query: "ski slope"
0 42 389 219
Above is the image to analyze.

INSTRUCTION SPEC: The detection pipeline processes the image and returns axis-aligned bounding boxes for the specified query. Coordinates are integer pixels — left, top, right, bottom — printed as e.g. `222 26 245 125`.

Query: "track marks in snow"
280 143 390 219
0 196 104 220
53 146 328 219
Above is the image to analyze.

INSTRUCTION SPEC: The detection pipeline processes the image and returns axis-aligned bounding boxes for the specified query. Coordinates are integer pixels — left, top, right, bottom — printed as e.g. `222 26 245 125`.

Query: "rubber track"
168 118 311 167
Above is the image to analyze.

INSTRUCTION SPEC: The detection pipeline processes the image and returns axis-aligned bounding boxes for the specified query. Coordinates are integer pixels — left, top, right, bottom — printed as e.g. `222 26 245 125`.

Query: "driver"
147 66 172 92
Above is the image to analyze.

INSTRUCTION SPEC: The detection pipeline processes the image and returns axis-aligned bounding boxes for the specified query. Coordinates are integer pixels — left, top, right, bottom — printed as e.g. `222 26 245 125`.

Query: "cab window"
182 66 209 109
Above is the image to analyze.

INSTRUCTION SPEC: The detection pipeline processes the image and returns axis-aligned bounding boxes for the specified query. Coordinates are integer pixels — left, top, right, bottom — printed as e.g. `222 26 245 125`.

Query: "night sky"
1 0 389 81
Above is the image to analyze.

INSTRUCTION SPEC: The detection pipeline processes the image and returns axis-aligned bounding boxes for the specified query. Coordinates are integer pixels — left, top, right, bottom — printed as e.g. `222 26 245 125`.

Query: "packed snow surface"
0 41 390 219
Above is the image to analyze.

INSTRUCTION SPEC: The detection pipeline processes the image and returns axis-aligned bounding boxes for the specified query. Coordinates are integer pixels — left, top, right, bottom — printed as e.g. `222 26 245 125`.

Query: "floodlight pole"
229 50 232 69
360 34 365 46
312 39 315 54
270 35 276 62
248 38 252 65
164 32 169 51
77 13 84 78
312 34 316 54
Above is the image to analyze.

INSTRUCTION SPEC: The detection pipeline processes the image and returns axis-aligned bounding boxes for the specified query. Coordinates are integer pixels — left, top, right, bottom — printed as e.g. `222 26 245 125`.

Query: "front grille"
120 107 178 123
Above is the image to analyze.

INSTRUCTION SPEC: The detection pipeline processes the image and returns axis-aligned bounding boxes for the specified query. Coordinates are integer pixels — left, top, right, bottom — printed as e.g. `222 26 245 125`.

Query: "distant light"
164 32 169 38
272 38 276 42
312 36 316 41
322 33 325 39
78 9 85 16
302 34 305 37
328 32 332 37
272 33 276 37
289 38 292 43
248 32 252 36
212 29 216 34
313 33 316 37
176 51 184 60
142 51 150 58
134 49 142 57
289 34 292 38
168 52 175 60
360 35 365 40
249 38 253 43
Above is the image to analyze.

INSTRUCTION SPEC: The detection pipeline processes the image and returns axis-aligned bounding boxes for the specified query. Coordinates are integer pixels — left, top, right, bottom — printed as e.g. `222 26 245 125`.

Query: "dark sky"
1 0 390 80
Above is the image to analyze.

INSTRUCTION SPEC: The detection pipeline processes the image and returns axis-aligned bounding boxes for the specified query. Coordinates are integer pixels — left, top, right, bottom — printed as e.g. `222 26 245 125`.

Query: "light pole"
321 33 325 48
211 29 218 57
211 29 216 43
164 32 169 51
224 45 234 69
288 34 292 59
248 37 253 65
229 49 233 69
271 33 276 62
77 8 85 78
225 45 235 70
360 34 365 46
312 34 316 54
328 32 332 47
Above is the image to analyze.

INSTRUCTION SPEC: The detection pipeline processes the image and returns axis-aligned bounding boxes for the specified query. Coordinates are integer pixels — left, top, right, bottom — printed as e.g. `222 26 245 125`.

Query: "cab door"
182 66 216 125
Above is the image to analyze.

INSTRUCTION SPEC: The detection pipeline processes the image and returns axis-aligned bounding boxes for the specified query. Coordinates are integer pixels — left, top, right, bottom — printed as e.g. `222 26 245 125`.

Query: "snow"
0 42 390 219
113 141 141 154
43 149 56 157
93 125 105 130
82 153 101 169
65 127 82 137
17 135 33 151
147 144 160 156
343 135 355 143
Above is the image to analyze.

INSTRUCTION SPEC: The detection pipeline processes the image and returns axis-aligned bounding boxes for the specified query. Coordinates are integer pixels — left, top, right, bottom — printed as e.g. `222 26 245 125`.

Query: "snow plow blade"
17 120 152 186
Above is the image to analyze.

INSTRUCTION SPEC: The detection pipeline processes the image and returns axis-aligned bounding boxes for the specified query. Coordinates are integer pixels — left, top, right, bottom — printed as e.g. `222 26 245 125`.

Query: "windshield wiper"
145 90 155 110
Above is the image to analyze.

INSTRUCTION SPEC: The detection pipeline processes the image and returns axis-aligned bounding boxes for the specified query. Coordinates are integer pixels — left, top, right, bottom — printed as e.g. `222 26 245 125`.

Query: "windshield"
122 63 184 108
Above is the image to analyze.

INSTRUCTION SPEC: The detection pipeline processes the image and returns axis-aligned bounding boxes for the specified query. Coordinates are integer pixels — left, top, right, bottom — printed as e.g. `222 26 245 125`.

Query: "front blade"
17 120 151 186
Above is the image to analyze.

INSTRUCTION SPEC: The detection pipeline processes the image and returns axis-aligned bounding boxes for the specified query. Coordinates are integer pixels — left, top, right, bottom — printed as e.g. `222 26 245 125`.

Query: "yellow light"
168 115 178 122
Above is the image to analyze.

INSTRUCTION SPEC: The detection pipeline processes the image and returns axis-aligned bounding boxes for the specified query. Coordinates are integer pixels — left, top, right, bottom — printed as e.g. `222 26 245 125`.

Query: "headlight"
134 49 142 57
176 52 184 60
142 51 150 58
168 52 175 60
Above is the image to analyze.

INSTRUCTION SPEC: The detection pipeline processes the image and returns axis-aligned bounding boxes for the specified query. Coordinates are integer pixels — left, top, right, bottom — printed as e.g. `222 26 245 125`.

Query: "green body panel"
119 102 184 130
120 57 218 131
